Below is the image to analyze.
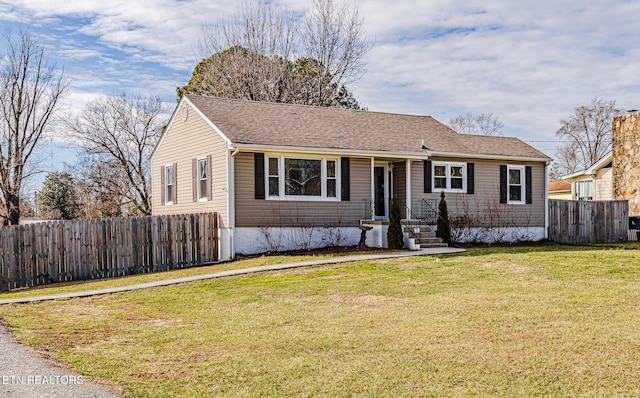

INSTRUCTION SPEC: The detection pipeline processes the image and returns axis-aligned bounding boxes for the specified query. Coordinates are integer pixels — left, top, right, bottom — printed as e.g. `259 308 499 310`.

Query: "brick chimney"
612 112 640 216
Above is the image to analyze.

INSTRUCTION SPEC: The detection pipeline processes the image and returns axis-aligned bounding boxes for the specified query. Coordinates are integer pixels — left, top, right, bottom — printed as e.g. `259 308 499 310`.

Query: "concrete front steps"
403 226 448 250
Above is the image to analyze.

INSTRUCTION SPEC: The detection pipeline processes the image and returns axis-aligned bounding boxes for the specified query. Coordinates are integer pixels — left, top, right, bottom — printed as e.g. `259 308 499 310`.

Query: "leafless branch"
67 94 167 216
0 29 68 225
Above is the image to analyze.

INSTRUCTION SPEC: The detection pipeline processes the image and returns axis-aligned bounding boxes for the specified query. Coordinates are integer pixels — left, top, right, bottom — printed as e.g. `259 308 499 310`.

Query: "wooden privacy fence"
0 212 219 292
548 199 628 243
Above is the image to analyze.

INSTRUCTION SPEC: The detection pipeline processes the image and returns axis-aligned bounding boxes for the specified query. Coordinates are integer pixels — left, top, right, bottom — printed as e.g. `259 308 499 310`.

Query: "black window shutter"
424 160 432 193
254 153 265 200
467 163 475 194
341 157 350 201
525 166 532 204
499 165 507 204
160 166 165 205
192 158 197 202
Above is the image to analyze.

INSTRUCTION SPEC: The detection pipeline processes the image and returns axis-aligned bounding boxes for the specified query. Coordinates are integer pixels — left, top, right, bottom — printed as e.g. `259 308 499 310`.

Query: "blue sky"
2 0 640 190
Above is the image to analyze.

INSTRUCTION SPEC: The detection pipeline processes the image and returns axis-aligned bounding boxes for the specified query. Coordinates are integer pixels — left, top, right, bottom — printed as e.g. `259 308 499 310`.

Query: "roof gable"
561 151 613 180
180 95 550 160
150 96 232 161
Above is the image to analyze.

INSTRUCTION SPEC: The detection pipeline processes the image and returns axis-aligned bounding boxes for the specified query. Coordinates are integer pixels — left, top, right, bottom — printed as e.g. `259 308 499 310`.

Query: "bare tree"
68 94 167 216
70 156 125 218
0 30 67 225
187 0 371 108
554 142 581 176
197 0 297 103
555 98 620 174
301 0 371 106
448 112 503 136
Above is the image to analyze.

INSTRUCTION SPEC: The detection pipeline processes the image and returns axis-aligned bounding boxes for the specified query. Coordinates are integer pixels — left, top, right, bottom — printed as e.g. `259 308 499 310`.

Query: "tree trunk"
6 192 20 225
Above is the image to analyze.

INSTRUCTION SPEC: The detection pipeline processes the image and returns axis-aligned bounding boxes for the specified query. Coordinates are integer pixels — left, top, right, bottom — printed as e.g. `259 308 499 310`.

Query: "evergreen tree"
387 195 404 249
436 191 451 244
37 172 81 220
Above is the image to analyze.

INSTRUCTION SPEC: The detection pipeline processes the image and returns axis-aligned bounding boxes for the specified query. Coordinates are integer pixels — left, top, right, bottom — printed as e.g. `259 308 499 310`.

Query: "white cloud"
1 0 640 160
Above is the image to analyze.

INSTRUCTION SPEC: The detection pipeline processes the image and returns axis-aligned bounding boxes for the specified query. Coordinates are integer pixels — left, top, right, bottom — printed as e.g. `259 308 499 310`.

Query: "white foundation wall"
234 227 362 255
219 228 234 262
452 226 546 244
230 226 546 256
365 224 389 249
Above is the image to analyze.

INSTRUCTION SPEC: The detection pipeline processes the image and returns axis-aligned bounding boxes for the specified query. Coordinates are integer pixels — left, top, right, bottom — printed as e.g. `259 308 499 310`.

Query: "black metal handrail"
397 198 434 232
422 198 449 227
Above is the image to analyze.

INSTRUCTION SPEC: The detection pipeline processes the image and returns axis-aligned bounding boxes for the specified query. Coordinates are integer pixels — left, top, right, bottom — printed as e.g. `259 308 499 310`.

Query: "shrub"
387 195 405 249
436 191 451 244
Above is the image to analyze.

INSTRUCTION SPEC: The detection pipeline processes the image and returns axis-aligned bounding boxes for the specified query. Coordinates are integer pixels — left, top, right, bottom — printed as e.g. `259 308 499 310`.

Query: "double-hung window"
197 158 208 200
575 180 593 201
507 165 525 204
165 165 175 204
432 162 466 192
268 157 280 196
266 155 339 200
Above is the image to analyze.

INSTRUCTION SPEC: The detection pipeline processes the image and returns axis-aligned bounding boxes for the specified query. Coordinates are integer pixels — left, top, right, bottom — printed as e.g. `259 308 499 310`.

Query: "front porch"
359 159 440 221
358 158 445 249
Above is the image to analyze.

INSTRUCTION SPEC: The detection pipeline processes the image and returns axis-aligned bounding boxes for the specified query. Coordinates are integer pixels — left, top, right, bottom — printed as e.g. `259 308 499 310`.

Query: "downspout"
545 160 550 240
228 145 239 259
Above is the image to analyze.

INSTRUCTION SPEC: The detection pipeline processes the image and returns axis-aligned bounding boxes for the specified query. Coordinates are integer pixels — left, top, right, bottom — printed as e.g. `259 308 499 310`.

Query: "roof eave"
231 143 551 162
425 150 551 163
231 143 429 159
561 151 613 180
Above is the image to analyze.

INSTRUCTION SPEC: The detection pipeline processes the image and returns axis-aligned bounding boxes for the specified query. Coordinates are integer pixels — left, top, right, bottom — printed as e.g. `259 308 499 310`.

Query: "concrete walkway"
0 247 464 305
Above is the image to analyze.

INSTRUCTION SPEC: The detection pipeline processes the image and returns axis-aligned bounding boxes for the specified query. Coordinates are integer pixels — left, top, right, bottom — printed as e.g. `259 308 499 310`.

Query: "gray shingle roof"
185 95 550 160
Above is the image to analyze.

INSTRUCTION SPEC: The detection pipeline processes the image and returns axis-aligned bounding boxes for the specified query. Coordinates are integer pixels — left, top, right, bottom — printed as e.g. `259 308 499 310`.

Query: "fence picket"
548 200 628 243
0 212 218 291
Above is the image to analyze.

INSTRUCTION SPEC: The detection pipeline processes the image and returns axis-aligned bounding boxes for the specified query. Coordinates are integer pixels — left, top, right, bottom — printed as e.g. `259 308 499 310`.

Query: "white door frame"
373 161 390 220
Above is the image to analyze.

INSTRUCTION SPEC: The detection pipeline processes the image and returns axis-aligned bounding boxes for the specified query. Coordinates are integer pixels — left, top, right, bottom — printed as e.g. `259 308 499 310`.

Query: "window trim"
196 157 208 202
507 165 526 205
165 164 175 205
431 161 467 193
265 154 341 201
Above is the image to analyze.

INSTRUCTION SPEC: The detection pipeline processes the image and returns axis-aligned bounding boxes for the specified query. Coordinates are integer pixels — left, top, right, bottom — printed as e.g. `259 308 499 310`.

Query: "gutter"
231 143 551 163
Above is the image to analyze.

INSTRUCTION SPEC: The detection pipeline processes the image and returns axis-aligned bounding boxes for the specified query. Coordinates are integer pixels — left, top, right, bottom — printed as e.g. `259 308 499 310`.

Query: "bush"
436 191 451 244
387 195 405 249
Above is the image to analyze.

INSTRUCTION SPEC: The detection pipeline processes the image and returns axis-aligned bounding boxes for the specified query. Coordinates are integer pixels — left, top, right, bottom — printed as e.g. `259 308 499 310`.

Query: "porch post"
406 159 412 220
370 158 375 219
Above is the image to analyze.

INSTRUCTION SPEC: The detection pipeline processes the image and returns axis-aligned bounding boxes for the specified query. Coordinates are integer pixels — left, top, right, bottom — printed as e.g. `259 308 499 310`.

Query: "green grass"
2 244 640 397
0 250 390 299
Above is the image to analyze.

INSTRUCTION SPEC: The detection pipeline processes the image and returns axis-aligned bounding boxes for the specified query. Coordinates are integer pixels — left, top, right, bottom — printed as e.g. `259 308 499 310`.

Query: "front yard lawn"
1 244 640 397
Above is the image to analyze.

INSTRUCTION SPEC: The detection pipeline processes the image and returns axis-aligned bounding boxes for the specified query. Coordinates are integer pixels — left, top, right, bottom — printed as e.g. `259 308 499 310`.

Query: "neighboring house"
562 152 613 201
548 180 572 200
151 95 551 260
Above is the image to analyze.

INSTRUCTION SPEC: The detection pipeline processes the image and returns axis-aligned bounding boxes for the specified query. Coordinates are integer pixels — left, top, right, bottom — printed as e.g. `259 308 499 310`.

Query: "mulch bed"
237 245 395 259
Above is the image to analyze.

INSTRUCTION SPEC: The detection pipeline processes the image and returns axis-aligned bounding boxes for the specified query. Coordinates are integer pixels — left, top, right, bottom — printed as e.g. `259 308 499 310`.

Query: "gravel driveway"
0 326 122 398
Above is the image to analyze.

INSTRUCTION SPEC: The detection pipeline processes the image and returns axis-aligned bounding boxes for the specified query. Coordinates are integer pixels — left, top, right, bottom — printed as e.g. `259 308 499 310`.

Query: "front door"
374 166 386 218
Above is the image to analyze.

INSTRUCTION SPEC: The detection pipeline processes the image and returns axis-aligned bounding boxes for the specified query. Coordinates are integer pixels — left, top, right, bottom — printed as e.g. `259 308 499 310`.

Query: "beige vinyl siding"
570 166 613 201
151 103 229 227
411 158 546 227
234 153 371 227
595 167 613 200
548 191 572 200
392 161 406 205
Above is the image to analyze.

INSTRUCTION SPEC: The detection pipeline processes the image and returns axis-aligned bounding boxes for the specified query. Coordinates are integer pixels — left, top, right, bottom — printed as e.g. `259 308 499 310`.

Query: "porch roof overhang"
230 143 551 163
